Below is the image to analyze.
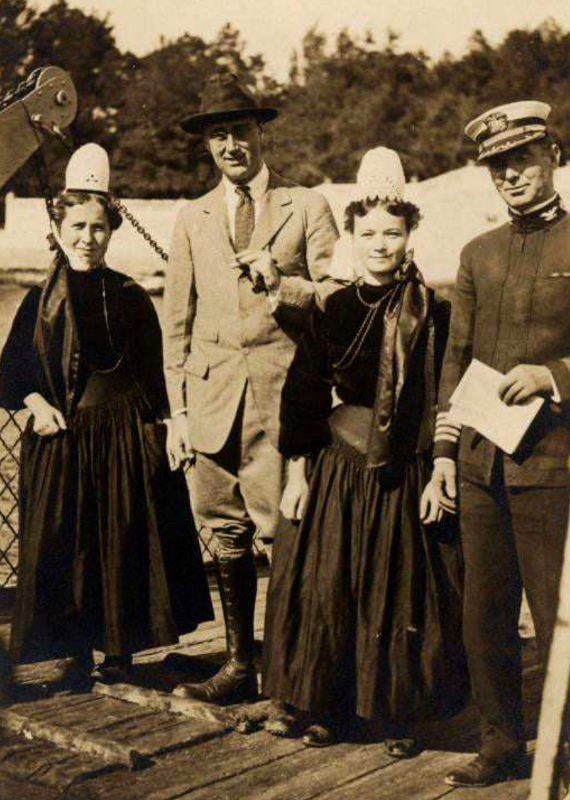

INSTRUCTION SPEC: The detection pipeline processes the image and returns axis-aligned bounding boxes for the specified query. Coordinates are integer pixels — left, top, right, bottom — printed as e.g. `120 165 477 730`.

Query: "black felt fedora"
181 69 278 134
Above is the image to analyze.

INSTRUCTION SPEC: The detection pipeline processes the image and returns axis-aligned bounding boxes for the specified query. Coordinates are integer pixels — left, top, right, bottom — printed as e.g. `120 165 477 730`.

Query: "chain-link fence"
0 410 265 589
0 410 26 587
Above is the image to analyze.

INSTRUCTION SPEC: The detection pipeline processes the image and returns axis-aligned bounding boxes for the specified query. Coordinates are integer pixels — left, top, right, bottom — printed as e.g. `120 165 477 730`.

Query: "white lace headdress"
327 148 408 281
355 147 406 202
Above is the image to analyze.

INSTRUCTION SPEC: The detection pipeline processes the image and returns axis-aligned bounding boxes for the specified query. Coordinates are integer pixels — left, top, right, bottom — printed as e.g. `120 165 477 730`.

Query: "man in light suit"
163 69 339 704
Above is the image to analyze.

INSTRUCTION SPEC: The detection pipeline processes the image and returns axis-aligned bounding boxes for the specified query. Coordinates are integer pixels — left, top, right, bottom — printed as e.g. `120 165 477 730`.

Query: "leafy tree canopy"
1 0 570 196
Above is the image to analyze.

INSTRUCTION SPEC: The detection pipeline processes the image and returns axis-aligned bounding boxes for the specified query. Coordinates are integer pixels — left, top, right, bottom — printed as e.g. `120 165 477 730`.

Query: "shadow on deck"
0 573 541 800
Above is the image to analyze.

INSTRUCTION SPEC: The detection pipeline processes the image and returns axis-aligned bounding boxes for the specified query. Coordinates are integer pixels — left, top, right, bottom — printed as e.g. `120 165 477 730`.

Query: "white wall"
316 165 570 285
2 164 570 287
0 195 184 279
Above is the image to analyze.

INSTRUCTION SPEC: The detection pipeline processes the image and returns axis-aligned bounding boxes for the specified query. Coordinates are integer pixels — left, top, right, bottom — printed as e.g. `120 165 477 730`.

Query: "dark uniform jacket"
435 202 570 486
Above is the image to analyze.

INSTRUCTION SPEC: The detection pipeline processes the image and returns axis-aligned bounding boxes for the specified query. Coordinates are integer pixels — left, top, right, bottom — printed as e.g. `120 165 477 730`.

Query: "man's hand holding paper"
449 359 546 455
498 364 555 405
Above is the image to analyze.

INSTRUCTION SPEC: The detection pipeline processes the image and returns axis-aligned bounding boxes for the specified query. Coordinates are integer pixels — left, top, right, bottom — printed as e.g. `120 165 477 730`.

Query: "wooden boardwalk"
0 572 541 800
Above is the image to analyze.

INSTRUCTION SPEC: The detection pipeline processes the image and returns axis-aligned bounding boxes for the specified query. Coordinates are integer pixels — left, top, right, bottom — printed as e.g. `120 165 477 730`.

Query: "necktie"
234 185 254 251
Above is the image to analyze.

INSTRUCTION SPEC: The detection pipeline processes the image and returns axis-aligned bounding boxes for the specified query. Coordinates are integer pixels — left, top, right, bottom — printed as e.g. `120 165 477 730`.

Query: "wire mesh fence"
0 409 264 589
0 410 26 587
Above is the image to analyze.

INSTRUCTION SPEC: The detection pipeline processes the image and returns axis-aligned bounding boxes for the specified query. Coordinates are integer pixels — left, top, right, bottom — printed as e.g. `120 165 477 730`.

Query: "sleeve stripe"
436 413 461 428
434 410 461 444
435 433 461 443
436 424 462 435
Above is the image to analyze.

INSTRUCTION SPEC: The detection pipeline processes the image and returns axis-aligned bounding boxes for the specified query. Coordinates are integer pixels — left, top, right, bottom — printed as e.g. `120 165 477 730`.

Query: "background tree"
2 1 570 196
111 23 280 197
0 0 37 87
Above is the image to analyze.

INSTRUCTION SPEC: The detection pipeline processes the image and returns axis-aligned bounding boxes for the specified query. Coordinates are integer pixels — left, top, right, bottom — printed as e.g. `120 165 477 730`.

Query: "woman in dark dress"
262 148 468 754
0 144 213 688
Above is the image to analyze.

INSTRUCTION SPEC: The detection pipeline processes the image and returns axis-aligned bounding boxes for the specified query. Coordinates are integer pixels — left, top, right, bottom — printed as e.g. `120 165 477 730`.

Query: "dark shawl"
366 262 435 467
33 254 82 414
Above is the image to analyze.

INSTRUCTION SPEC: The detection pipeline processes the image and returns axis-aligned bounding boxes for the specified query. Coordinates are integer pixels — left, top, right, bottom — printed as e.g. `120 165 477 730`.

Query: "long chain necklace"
332 282 399 371
96 269 125 374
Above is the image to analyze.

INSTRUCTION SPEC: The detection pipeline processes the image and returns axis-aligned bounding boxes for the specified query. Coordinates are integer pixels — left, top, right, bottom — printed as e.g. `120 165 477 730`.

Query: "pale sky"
32 0 570 79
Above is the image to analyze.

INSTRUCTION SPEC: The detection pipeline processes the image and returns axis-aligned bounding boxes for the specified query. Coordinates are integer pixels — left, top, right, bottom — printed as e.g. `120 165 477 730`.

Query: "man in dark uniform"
428 101 570 787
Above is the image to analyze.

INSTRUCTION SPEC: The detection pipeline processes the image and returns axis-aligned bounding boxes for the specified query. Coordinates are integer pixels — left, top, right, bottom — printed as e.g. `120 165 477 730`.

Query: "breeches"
188 381 287 560
460 467 568 760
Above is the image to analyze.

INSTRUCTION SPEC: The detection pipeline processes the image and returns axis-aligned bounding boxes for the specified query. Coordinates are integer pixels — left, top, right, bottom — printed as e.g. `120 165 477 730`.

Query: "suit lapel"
201 172 294 259
249 171 294 252
201 182 235 261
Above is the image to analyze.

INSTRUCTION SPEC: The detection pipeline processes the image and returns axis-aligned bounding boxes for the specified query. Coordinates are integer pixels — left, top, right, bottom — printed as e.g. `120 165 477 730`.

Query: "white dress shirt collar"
223 162 270 240
223 162 270 207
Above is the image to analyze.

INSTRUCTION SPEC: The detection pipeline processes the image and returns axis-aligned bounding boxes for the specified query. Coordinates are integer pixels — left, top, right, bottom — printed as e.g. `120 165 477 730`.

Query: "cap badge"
483 112 509 136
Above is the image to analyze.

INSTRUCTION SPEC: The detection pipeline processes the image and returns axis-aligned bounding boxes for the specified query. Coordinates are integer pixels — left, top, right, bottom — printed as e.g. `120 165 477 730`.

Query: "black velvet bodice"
67 268 126 373
326 281 395 407
279 280 450 458
67 269 125 374
0 266 170 419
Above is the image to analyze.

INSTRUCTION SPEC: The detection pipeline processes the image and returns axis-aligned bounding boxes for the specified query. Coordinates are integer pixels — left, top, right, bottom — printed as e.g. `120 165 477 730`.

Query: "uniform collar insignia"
540 206 558 222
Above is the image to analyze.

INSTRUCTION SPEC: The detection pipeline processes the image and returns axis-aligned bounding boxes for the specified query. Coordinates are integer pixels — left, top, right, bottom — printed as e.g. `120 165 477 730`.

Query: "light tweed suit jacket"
163 170 339 454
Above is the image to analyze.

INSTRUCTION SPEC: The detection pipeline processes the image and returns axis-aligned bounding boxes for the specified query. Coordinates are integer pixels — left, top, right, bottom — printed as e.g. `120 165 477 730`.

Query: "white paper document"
449 359 544 454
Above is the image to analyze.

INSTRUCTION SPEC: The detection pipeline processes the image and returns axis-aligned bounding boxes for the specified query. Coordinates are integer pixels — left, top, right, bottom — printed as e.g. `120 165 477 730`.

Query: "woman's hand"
24 393 67 437
280 458 310 522
165 414 195 471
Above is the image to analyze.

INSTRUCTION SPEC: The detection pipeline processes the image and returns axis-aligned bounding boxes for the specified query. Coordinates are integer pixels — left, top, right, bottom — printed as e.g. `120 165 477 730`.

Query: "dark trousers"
460 466 569 763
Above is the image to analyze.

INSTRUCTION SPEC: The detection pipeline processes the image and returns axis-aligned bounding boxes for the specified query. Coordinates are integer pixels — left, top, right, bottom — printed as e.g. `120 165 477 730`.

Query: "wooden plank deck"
0 572 542 800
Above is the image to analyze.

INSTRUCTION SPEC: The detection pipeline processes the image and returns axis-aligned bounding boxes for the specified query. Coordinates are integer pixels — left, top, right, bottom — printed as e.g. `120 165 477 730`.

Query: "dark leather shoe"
302 722 336 748
93 655 133 685
444 754 525 787
385 737 421 759
56 657 94 694
265 701 301 738
173 661 258 705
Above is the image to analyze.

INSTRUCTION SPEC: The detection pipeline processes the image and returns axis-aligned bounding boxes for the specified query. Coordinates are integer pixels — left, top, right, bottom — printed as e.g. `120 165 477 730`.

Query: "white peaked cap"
464 100 551 162
65 143 110 193
356 147 406 202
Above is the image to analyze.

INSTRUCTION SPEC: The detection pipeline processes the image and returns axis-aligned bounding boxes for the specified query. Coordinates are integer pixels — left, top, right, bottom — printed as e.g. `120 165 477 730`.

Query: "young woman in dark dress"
262 148 468 754
0 144 213 688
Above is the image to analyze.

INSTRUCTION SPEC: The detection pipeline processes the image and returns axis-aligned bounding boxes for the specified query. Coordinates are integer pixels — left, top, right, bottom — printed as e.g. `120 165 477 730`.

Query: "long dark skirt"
11 388 214 663
263 439 469 724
